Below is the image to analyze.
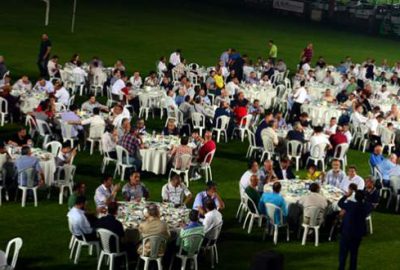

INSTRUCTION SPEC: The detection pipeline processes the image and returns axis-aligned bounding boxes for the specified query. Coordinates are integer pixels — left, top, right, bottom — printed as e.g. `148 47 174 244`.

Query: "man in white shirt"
161 175 192 207
81 95 108 113
324 117 337 136
299 183 328 224
339 166 365 192
309 126 331 152
165 89 177 110
157 57 168 74
129 71 142 89
67 196 97 240
111 75 127 100
34 78 54 93
239 160 260 190
169 49 181 69
324 159 346 187
226 77 240 97
290 80 308 122
110 104 127 128
376 84 391 100
47 55 60 78
13 75 32 91
351 105 368 126
202 197 223 233
54 81 70 106
72 62 88 81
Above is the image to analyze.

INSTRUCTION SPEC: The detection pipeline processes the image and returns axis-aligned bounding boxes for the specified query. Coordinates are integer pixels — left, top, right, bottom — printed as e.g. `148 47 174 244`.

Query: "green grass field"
1 0 400 269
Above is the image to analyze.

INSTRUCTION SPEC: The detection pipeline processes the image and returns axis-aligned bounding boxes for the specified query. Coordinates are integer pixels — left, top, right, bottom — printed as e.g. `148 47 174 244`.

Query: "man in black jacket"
274 157 295 180
338 190 372 270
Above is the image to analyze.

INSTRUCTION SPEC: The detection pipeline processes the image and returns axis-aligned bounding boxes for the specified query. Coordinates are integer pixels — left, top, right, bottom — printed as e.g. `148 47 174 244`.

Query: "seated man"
193 182 225 216
95 202 125 251
239 160 260 191
258 182 288 224
162 119 179 136
121 172 149 202
7 127 33 146
67 195 97 241
324 159 345 187
299 183 328 224
203 198 223 233
258 159 278 190
56 141 77 167
369 144 384 168
94 176 120 214
138 204 170 256
169 136 192 169
81 95 108 113
161 174 192 207
274 157 295 180
245 175 261 212
376 154 397 187
177 209 205 252
15 146 44 187
363 177 379 209
286 122 305 143
339 166 365 192
118 120 143 171
68 182 86 209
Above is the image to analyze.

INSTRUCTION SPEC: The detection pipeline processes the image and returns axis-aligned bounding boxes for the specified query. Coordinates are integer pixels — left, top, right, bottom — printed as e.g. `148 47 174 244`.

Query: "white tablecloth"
140 148 169 175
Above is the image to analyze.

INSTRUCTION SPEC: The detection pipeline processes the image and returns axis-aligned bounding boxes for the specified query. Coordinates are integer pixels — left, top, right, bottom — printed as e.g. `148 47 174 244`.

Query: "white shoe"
190 173 201 181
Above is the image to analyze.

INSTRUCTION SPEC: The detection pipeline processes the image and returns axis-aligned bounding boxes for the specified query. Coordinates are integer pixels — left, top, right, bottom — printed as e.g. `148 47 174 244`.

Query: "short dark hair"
181 136 189 145
349 183 358 191
62 141 71 148
108 202 119 215
248 159 258 169
206 181 217 191
102 175 112 183
75 195 86 205
309 183 320 193
300 80 306 87
272 182 281 193
355 190 365 203
204 198 216 211
93 107 100 115
314 126 323 133
21 146 30 155
189 209 199 222
72 182 83 192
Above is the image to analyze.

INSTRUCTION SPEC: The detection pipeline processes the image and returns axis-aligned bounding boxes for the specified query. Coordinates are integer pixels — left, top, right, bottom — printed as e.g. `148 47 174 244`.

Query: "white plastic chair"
70 232 100 264
246 130 263 159
191 112 206 136
90 73 106 96
381 128 396 155
5 237 23 269
87 123 105 155
332 143 349 170
73 72 86 96
242 193 264 234
366 215 373 235
25 114 37 137
212 115 230 143
113 145 134 181
136 235 167 270
61 121 79 149
68 95 76 108
97 228 129 270
263 203 289 245
55 102 67 112
306 143 327 171
202 222 223 269
17 168 38 207
45 141 62 157
260 138 276 163
301 206 324 247
388 175 400 212
287 140 303 171
374 168 392 208
35 119 54 148
0 97 9 126
169 154 192 187
232 114 253 142
106 86 119 108
236 185 249 223
101 139 117 174
197 150 216 183
54 165 76 205
169 233 204 270
138 95 152 120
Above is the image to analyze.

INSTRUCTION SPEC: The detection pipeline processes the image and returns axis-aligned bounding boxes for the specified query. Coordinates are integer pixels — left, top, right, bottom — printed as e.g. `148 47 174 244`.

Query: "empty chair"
70 233 100 264
87 123 105 155
136 235 167 270
45 141 62 157
242 193 264 234
170 233 204 270
113 145 134 181
138 94 152 120
53 165 76 205
202 222 223 269
306 143 327 171
287 140 303 171
374 168 392 208
169 154 192 187
17 168 38 207
96 228 129 270
232 114 253 142
246 130 263 159
73 72 86 96
5 237 23 269
212 115 230 143
381 128 396 155
191 112 206 136
301 206 324 247
106 86 119 107
196 150 216 183
0 97 9 126
55 102 67 112
260 138 276 163
90 73 106 96
388 175 400 212
35 119 54 148
263 203 289 245
25 114 37 137
61 121 79 149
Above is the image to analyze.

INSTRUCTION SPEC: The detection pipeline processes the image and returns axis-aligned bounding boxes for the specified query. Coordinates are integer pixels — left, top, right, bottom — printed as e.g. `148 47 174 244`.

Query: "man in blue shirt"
255 111 273 147
193 182 225 216
376 154 397 186
258 182 287 224
14 146 44 186
369 144 384 168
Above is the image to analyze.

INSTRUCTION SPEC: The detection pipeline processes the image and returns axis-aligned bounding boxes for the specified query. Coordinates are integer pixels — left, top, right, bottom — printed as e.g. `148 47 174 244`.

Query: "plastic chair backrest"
389 175 400 194
61 121 75 139
140 235 167 259
55 103 66 112
303 206 323 226
265 203 284 226
139 94 150 107
287 140 303 157
35 119 53 137
18 167 36 187
5 237 23 269
243 192 260 215
310 143 327 159
175 154 192 170
205 222 223 241
0 97 8 113
89 123 105 139
262 138 275 153
216 116 230 130
178 234 204 257
62 165 76 183
373 167 383 182
97 228 121 253
240 114 253 129
45 141 62 156
247 130 256 147
202 149 216 165
381 128 394 144
192 112 205 127
116 145 130 165
333 143 349 159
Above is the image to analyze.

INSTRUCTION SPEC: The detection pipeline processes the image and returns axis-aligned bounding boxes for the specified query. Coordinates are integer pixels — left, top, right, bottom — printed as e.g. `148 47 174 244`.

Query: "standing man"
268 40 278 65
37 34 52 78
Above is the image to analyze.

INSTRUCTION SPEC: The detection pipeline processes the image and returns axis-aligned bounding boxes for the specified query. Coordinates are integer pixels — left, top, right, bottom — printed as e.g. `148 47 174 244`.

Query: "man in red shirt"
198 130 216 163
329 126 348 156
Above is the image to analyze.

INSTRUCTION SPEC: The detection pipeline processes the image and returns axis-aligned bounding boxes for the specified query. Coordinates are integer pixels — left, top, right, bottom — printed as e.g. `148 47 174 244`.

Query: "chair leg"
369 218 373 234
214 245 219 264
90 141 94 155
194 255 198 270
181 257 187 270
121 167 125 181
210 246 215 269
157 258 162 270
236 203 242 219
74 243 82 264
273 225 278 245
97 252 104 270
301 226 308 246
248 215 254 234
286 225 290 242
69 238 77 259
125 254 129 270
59 187 64 205
109 255 114 270
315 228 319 247
33 188 38 206
21 189 27 207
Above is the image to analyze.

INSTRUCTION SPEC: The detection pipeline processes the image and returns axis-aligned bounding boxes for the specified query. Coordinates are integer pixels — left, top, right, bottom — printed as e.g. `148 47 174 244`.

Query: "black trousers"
290 102 302 123
37 59 48 78
339 235 362 270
